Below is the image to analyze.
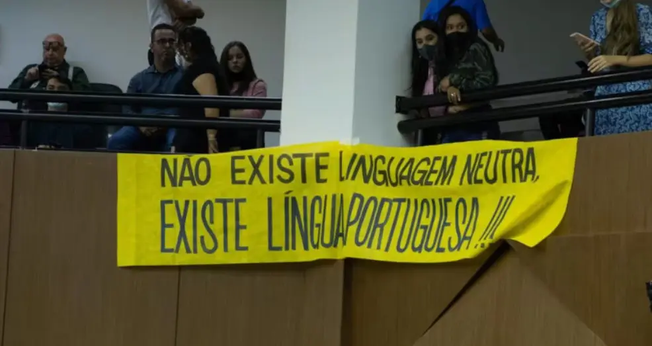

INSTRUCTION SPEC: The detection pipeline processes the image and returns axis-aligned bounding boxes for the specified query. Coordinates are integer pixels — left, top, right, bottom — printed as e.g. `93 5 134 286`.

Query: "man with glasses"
4 34 90 145
147 0 204 65
108 24 183 152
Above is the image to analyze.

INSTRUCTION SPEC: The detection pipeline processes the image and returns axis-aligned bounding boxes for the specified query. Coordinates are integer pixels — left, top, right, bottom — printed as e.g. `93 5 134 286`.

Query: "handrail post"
19 120 27 149
585 108 595 137
416 129 424 147
256 130 264 148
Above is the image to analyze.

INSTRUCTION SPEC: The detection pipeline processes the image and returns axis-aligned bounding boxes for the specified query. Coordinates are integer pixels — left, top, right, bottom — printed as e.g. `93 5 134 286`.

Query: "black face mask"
418 44 442 62
445 31 473 53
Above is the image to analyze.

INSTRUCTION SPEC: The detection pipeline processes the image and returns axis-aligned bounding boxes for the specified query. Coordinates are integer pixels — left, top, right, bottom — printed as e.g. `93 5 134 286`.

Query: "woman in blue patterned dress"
578 0 652 135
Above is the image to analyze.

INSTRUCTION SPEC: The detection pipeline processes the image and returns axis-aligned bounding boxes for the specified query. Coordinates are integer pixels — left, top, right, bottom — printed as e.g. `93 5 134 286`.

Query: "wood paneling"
3 151 179 346
414 250 607 346
348 133 652 346
512 133 652 346
0 150 15 343
2 131 652 346
175 260 344 346
345 246 500 346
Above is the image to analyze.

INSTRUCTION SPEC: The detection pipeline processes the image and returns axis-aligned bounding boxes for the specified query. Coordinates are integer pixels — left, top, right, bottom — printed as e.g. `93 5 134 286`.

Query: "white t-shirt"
148 0 191 28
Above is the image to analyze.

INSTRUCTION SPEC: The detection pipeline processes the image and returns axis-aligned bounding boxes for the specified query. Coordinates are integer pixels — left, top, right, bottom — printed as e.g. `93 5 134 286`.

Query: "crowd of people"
0 0 267 153
413 0 652 143
2 0 652 151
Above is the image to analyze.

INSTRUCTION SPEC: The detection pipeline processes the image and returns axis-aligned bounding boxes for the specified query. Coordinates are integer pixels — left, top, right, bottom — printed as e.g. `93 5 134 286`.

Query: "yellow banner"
117 139 577 266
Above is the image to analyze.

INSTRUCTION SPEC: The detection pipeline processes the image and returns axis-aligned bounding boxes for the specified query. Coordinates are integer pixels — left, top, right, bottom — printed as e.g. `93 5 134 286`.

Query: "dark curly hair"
177 26 230 96
178 26 218 62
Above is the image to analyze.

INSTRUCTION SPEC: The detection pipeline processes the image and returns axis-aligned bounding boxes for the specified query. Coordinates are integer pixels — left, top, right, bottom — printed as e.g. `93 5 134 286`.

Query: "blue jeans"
29 123 74 148
107 126 175 152
441 124 500 144
0 122 11 146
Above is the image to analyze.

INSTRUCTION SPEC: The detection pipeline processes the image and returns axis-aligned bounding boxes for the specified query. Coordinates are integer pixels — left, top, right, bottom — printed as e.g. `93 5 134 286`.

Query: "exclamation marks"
475 195 516 249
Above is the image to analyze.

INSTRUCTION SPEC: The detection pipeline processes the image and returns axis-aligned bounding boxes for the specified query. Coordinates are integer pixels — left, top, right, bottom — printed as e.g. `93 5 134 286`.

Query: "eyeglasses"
42 42 64 51
155 38 177 46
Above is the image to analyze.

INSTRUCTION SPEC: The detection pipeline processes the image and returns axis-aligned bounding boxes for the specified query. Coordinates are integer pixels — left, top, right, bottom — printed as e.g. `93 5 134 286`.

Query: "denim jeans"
441 124 500 144
29 122 74 148
107 126 175 152
0 122 11 146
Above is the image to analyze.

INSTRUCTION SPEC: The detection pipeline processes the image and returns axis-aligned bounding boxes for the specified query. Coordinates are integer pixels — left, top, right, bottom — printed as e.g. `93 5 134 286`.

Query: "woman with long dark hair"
410 20 447 145
576 0 652 135
220 41 267 149
436 6 499 143
173 26 231 153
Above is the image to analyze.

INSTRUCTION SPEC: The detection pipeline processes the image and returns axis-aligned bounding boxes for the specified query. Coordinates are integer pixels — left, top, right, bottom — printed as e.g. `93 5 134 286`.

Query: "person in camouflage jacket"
437 6 500 143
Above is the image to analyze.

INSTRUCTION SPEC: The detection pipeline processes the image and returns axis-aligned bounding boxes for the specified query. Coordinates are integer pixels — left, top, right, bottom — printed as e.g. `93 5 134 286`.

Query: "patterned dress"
590 3 652 135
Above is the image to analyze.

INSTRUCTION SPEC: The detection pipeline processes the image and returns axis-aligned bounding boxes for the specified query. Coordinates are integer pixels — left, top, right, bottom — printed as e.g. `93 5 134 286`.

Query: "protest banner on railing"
117 139 577 266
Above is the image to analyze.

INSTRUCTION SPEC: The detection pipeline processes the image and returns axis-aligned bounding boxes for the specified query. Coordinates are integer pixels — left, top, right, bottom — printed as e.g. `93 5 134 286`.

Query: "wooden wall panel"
4 131 652 346
513 133 652 346
0 150 15 343
345 247 499 346
349 132 652 346
560 131 652 237
175 260 344 346
3 151 179 346
414 250 606 346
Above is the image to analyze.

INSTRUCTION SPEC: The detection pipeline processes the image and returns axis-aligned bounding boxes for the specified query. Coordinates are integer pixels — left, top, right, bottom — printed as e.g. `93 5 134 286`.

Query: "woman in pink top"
220 41 268 149
411 20 447 145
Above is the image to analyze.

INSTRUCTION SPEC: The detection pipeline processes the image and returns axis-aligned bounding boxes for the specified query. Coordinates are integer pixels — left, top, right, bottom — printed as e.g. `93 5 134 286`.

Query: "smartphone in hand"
570 32 599 46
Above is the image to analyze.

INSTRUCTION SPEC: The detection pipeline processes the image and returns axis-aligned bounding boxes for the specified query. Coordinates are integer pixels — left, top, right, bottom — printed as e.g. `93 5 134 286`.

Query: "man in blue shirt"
108 23 183 152
423 0 504 52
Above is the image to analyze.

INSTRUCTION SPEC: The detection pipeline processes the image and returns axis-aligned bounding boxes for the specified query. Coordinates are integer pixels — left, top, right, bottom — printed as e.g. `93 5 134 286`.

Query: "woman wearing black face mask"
411 20 447 145
437 6 499 143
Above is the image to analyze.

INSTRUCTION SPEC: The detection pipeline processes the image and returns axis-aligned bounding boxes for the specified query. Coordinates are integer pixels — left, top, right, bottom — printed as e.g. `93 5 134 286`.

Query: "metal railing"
0 88 282 110
395 66 652 138
0 89 281 151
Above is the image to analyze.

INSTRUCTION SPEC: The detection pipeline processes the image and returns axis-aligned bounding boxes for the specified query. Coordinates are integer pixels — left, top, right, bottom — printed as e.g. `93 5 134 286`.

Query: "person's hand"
139 127 159 136
24 67 39 82
408 109 425 118
447 105 465 114
41 69 59 79
588 55 623 73
172 19 186 31
439 76 450 92
575 38 598 56
208 138 218 153
173 17 196 31
447 86 462 104
493 38 505 52
192 5 205 19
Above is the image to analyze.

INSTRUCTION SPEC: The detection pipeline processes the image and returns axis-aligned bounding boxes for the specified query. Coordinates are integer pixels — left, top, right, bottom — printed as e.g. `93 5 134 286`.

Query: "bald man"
5 34 90 145
9 34 89 94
